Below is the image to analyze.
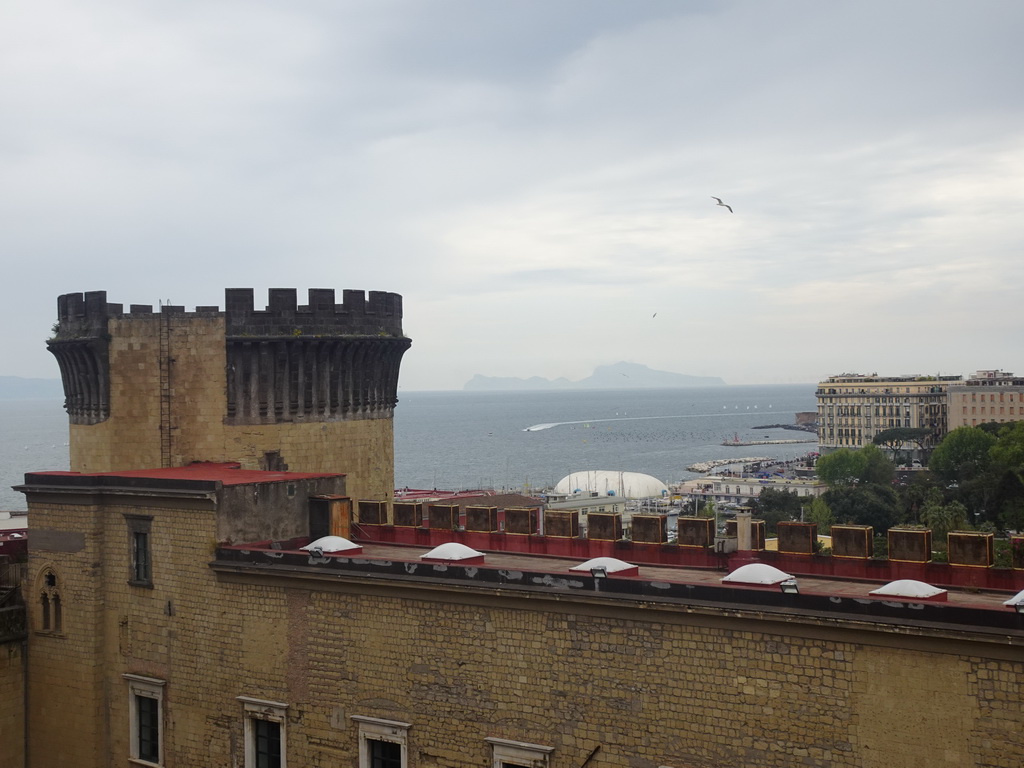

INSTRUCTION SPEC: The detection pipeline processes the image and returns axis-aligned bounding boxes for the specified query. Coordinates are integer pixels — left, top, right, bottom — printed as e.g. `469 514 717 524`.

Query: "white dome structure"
301 535 361 553
569 557 639 576
869 580 946 600
721 563 793 586
553 470 668 499
421 543 484 562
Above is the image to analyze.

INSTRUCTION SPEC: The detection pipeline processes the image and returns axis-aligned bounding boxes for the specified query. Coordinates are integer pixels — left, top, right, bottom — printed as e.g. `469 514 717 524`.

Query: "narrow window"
124 674 165 766
253 718 281 768
239 697 288 768
38 569 62 633
352 716 410 768
137 694 160 762
125 515 154 587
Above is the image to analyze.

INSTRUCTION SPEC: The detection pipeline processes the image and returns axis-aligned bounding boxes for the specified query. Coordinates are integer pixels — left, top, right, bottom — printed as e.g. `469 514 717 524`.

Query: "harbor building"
815 373 960 454
947 370 1024 430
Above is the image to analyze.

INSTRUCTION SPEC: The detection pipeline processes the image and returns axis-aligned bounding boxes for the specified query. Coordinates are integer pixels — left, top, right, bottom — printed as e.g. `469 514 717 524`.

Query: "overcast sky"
2 1 1022 391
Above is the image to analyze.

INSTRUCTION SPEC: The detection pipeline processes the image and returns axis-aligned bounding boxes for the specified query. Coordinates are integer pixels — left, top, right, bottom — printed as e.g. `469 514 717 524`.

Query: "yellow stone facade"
0 641 24 768
21 479 1024 768
64 309 398 502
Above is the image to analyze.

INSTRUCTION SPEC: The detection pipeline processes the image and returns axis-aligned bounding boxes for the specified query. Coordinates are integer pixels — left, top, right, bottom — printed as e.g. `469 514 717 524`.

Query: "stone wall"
54 289 407 501
23 487 1024 768
0 640 24 768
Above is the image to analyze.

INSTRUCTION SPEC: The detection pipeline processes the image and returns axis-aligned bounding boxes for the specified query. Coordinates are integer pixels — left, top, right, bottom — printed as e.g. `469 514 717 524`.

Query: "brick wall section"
0 640 24 768
26 499 110 768
25 485 1024 768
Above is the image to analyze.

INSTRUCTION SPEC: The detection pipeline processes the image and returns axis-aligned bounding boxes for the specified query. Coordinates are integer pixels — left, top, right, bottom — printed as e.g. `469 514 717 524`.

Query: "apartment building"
816 373 961 453
947 370 1024 430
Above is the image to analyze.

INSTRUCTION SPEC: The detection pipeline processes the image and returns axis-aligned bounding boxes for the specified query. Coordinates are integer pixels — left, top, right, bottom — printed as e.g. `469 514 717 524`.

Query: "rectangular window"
352 716 410 768
125 515 154 587
239 697 288 768
486 737 553 768
125 674 165 766
369 738 403 768
253 718 281 768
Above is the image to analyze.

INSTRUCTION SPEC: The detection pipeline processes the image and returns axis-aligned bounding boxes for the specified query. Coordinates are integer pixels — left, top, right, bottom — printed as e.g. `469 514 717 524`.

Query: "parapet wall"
55 287 405 338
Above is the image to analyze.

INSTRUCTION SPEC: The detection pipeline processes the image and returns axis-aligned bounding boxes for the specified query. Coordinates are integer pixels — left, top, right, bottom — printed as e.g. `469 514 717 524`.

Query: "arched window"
39 569 63 633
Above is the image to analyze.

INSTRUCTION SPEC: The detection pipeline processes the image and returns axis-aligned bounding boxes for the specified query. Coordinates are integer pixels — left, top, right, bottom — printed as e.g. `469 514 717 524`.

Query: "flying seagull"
711 196 733 213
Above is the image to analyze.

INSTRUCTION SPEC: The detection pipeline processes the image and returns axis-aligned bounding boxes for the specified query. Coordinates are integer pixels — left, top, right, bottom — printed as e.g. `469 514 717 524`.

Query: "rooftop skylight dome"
421 542 485 564
301 535 361 553
569 557 639 577
868 579 947 601
721 563 794 586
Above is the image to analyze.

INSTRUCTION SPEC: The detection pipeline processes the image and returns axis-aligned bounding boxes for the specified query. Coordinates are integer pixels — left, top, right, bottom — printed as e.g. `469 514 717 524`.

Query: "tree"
928 427 996 486
873 427 933 462
919 489 970 540
698 498 717 519
754 488 802 535
860 444 895 486
824 484 901 533
805 495 834 534
815 449 866 488
815 445 893 487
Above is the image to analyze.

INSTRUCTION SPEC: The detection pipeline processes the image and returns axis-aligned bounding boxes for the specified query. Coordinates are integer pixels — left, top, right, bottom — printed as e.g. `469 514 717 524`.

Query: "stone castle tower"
47 288 411 501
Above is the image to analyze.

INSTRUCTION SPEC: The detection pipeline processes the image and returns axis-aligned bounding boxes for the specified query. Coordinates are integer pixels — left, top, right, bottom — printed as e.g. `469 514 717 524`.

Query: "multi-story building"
816 373 960 454
948 370 1024 430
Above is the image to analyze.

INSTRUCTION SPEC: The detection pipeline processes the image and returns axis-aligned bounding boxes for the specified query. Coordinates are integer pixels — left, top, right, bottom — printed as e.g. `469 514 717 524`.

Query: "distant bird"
652 312 657 318
711 196 733 213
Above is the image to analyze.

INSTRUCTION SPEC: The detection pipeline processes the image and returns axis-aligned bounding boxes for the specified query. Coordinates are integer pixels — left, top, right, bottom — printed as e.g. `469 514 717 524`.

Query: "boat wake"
523 412 758 432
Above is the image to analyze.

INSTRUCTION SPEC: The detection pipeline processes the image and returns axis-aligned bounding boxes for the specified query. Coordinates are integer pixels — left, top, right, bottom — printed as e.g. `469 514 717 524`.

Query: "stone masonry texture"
22 485 1024 768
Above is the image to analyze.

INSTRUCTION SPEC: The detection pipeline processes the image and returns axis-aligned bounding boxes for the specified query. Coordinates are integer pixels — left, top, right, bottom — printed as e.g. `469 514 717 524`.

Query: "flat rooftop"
214 537 1024 641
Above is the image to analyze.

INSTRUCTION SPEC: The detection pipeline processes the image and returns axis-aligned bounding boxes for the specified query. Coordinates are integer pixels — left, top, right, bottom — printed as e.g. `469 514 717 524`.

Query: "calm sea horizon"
1 383 817 511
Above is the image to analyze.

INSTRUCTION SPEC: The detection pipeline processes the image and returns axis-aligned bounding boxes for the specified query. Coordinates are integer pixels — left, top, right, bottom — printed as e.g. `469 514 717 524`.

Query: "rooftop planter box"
678 517 715 548
948 531 994 567
588 512 624 541
544 509 580 538
505 507 539 535
889 527 932 563
777 522 818 555
831 525 873 559
357 500 388 525
465 506 499 533
428 504 460 530
393 502 423 528
632 514 668 544
1013 536 1024 570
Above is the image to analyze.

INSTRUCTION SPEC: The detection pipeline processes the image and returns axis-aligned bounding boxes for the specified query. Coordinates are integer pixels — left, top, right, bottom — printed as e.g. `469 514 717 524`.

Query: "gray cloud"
1 1 1022 389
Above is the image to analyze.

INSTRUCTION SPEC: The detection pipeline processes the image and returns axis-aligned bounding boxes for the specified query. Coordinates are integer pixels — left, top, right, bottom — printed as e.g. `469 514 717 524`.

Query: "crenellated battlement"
53 288 405 338
49 287 411 430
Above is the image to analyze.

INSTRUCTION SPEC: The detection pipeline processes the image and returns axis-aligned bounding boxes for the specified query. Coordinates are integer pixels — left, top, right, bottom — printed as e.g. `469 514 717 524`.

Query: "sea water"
0 384 817 511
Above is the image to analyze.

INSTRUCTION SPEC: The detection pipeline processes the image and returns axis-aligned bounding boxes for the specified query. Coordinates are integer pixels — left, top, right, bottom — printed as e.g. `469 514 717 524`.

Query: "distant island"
0 376 64 400
464 362 726 391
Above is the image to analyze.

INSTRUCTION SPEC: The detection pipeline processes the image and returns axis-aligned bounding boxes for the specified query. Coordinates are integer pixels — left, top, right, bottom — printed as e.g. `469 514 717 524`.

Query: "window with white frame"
486 737 553 768
238 696 288 768
352 716 410 768
124 674 165 766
